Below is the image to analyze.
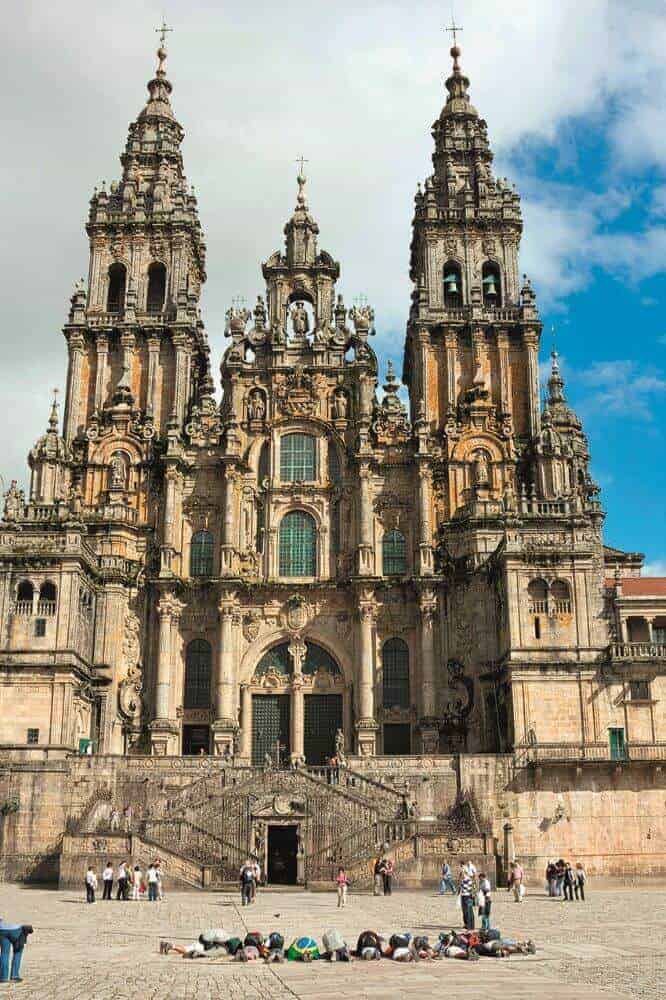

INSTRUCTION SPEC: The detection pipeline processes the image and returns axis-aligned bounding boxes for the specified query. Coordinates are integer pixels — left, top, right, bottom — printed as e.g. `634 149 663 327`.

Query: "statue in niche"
471 450 490 487
110 454 126 489
248 390 266 421
3 481 24 521
333 390 348 420
334 728 346 766
290 301 310 337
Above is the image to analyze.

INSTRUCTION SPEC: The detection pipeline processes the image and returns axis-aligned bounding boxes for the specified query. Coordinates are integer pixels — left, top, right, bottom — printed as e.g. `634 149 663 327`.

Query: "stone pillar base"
418 718 440 755
211 720 237 757
149 720 180 757
355 718 379 757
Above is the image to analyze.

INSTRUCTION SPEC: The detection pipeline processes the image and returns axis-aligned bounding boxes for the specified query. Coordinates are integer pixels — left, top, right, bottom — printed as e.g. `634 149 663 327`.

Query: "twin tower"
1 37 605 765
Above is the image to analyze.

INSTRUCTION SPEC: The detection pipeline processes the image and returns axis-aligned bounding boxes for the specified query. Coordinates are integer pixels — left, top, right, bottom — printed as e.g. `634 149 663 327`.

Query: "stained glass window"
382 529 407 576
279 511 316 577
382 638 410 708
280 434 316 482
184 639 212 709
191 530 214 577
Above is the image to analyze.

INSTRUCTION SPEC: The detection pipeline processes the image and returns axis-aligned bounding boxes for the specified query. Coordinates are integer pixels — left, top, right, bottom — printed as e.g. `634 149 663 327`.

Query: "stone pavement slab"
0 883 662 998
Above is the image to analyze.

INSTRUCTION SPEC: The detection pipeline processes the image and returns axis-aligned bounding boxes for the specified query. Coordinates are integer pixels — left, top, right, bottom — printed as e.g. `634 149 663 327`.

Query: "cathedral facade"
1 38 665 883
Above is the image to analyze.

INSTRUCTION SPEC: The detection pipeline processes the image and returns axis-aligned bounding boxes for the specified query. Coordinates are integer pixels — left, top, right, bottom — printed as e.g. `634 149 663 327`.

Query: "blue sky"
0 1 664 570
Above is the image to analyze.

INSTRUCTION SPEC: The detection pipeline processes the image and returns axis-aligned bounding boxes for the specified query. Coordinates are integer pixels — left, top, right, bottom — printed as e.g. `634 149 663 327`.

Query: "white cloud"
643 561 666 577
576 360 666 421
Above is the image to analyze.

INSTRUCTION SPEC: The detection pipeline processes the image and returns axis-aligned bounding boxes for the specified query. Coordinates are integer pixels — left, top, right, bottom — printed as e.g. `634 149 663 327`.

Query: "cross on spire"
155 19 173 47
446 15 463 47
295 154 309 177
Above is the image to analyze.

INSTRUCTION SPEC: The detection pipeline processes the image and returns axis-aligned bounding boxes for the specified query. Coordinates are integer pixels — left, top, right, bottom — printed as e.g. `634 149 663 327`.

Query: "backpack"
412 935 429 952
268 932 284 951
323 930 345 954
241 867 254 884
225 937 243 956
357 930 380 953
389 934 410 951
244 932 264 949
480 928 500 942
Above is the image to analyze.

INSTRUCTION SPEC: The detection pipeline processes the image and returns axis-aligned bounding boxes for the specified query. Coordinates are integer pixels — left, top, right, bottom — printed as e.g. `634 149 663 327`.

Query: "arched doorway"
250 641 344 765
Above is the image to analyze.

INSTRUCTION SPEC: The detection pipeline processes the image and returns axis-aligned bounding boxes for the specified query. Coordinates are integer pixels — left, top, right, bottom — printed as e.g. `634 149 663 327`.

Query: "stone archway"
246 639 346 765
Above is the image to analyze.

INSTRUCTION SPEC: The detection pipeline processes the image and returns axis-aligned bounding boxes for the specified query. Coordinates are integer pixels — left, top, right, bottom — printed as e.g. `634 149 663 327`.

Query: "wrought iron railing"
514 741 666 767
142 818 246 879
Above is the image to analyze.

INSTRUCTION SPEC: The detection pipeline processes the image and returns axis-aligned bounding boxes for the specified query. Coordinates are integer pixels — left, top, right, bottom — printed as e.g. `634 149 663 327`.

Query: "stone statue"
334 728 346 765
248 390 266 421
472 450 490 487
110 454 126 489
290 301 309 337
264 751 273 769
3 481 24 522
333 390 348 420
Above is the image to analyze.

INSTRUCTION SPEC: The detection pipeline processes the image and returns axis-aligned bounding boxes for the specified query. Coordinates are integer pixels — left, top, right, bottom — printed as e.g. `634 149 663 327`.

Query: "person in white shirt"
132 865 143 901
251 859 261 902
102 862 113 901
156 862 164 901
147 863 159 902
85 866 97 904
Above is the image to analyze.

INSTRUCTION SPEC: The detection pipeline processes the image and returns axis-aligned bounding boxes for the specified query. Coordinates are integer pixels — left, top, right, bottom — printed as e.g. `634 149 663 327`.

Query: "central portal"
267 824 298 884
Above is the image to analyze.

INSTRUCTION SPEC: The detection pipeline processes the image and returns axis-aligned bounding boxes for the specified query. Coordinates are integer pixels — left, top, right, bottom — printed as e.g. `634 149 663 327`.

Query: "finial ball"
450 45 461 59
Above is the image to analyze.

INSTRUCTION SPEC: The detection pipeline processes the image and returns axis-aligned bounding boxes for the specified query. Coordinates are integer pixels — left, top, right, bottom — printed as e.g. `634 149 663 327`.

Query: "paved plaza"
0 883 663 999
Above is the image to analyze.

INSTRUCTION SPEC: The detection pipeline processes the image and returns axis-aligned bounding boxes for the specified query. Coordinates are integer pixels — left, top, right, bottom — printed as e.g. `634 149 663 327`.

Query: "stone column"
289 637 306 765
145 336 161 417
171 332 189 426
64 332 86 443
149 594 180 756
444 330 458 418
496 330 513 430
220 470 236 575
357 466 373 575
240 683 253 761
212 596 237 756
523 329 540 439
355 594 378 756
93 334 109 412
503 822 515 884
418 589 439 754
160 467 180 575
417 463 434 575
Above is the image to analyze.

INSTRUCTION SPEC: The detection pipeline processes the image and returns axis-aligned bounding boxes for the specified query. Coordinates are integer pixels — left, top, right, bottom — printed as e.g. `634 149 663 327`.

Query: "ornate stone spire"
138 25 176 124
441 42 478 120
284 161 319 268
545 351 581 430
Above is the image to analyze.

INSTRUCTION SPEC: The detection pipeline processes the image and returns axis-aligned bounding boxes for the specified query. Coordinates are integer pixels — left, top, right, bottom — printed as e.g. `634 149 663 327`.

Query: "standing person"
336 867 350 908
555 859 566 898
546 860 557 897
439 860 456 895
85 866 97 904
102 861 113 901
116 861 127 900
458 863 476 930
382 857 394 896
251 856 261 903
240 859 255 907
574 863 586 901
147 862 159 902
509 859 524 902
0 921 33 984
156 860 164 901
132 864 143 901
563 862 576 901
373 856 385 897
123 805 133 833
110 808 120 832
478 872 492 930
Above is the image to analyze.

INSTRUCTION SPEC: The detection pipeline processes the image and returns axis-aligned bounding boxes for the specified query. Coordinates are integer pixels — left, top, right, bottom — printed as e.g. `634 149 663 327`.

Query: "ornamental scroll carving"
274 366 327 418
119 611 143 723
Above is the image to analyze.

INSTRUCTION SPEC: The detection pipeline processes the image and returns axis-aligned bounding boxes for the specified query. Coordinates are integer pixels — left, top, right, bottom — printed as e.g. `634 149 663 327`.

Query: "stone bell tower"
404 41 542 525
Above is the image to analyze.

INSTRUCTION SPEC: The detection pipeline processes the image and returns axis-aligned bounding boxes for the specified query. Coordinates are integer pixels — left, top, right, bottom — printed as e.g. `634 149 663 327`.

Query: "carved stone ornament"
185 399 222 447
282 594 312 632
274 365 326 418
482 238 496 256
122 610 141 673
242 610 263 643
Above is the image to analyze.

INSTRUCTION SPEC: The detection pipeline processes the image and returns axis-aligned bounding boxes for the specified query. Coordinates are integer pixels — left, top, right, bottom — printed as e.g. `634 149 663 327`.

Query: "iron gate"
304 694 342 765
252 694 291 766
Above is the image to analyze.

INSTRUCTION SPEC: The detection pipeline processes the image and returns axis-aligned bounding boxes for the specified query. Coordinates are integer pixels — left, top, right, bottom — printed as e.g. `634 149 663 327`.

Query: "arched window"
551 579 572 614
482 261 502 306
107 264 126 313
280 433 316 483
184 639 211 709
527 579 548 614
443 260 462 307
16 580 34 614
38 582 57 615
146 262 167 313
279 510 316 577
190 530 214 577
382 638 410 708
383 529 407 576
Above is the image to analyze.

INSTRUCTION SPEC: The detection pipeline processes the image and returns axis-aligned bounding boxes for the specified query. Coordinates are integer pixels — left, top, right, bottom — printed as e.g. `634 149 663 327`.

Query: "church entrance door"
252 694 290 765
182 724 210 755
267 824 298 885
304 694 342 765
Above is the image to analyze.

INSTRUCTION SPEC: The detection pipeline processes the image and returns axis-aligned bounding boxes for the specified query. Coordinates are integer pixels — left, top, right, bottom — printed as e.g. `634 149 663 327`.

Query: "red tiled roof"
617 578 666 596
